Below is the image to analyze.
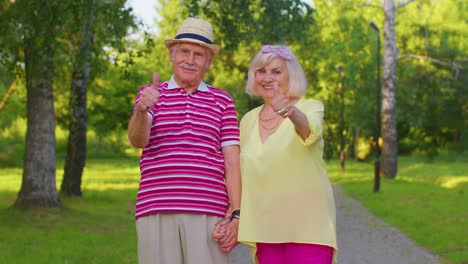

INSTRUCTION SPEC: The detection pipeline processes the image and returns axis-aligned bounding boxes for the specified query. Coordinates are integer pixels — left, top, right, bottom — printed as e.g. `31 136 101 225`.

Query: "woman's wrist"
287 105 299 120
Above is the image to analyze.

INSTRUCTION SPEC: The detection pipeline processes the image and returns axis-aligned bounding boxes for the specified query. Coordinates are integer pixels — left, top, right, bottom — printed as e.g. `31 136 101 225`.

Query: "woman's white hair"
245 45 307 98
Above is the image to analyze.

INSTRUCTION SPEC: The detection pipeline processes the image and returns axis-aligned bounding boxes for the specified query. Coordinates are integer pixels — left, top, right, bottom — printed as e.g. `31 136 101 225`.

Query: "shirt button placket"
186 94 190 119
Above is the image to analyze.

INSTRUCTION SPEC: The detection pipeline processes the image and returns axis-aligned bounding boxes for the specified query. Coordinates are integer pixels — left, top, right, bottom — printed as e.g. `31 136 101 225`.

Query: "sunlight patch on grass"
124 147 142 157
0 161 141 193
327 160 374 184
438 176 468 189
82 164 140 191
83 182 139 191
399 163 425 173
1 169 22 191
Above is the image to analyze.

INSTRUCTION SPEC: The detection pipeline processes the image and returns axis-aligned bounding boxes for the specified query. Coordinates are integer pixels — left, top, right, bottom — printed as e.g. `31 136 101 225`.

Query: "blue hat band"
175 33 213 45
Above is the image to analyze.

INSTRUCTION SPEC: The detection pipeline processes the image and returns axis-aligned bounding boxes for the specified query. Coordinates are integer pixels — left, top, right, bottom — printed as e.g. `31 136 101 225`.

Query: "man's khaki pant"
136 213 229 264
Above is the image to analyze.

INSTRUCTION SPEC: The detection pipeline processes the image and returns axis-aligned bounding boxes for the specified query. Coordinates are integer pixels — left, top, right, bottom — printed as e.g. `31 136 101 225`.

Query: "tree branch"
357 3 383 10
400 54 464 79
0 79 16 110
397 0 416 9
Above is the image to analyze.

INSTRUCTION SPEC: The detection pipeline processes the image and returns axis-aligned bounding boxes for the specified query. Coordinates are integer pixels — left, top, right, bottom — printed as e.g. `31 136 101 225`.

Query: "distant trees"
0 0 138 207
1 0 65 207
396 0 467 157
0 0 465 207
308 0 379 162
146 0 468 170
308 0 466 177
61 0 137 196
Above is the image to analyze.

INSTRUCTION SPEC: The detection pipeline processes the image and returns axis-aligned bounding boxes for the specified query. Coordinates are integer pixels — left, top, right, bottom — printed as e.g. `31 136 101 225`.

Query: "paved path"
229 185 441 264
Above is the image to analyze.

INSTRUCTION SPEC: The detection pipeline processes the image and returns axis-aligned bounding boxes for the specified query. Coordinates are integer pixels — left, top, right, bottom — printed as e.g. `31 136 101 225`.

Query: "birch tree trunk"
61 0 95 196
382 0 398 178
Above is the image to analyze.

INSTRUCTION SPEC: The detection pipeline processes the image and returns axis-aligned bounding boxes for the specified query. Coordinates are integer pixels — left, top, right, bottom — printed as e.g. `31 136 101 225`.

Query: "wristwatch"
230 209 240 221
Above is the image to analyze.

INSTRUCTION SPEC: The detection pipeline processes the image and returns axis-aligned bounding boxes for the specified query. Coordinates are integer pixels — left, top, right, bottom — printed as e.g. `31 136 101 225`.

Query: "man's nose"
186 53 195 64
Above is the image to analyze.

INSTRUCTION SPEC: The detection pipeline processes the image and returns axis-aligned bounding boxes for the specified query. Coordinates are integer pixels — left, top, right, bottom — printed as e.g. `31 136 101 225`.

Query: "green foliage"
307 0 383 159
88 64 143 140
53 0 141 130
0 0 67 130
0 0 146 136
0 74 26 130
184 0 315 51
1 0 466 164
307 0 467 159
0 119 26 167
395 0 467 156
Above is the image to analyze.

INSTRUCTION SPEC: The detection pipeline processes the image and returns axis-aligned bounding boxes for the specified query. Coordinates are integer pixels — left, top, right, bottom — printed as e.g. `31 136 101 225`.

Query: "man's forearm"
222 145 241 215
128 111 151 148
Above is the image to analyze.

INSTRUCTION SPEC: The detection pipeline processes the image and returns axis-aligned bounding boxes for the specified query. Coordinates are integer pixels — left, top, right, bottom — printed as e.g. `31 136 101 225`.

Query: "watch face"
232 209 240 217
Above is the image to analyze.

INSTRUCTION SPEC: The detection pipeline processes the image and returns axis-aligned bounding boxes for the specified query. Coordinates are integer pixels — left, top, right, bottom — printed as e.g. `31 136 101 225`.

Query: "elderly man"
128 17 241 264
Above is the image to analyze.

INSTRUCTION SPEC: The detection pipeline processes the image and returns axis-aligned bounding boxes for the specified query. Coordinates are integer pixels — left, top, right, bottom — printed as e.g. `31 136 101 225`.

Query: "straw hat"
164 17 220 55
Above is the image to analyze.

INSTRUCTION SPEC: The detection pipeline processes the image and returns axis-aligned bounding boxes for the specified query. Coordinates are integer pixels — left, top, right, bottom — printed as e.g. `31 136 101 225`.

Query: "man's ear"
205 53 214 70
168 47 174 62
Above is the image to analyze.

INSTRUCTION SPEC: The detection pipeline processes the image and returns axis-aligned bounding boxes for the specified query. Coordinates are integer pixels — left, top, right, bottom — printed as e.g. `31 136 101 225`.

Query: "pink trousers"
256 242 334 264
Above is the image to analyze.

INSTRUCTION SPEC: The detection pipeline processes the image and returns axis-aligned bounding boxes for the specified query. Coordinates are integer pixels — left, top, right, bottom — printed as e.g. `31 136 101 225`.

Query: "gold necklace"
259 109 282 130
259 105 282 130
259 114 278 122
259 117 281 130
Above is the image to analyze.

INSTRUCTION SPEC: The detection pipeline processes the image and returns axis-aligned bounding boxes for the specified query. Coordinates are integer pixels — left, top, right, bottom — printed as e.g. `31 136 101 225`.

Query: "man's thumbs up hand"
138 72 160 112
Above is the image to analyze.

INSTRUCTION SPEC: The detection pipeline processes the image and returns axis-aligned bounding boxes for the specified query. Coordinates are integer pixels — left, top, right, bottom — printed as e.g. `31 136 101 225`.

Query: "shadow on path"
229 185 441 264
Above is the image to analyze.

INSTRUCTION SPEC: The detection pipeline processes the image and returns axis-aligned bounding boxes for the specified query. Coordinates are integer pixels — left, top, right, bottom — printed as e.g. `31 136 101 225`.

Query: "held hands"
137 72 160 112
212 217 239 253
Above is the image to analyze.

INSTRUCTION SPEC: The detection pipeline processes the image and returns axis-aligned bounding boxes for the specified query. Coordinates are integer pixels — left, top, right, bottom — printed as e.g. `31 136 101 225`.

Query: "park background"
0 0 466 263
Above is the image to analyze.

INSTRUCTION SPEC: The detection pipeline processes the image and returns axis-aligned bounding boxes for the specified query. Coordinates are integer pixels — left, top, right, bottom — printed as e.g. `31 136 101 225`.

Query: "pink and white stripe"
132 79 240 219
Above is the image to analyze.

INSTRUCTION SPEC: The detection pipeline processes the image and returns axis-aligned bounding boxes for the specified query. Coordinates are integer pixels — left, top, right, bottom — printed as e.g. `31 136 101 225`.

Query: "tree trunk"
61 69 89 196
382 0 398 178
15 3 59 207
352 127 360 161
338 70 345 172
453 78 464 153
61 0 95 196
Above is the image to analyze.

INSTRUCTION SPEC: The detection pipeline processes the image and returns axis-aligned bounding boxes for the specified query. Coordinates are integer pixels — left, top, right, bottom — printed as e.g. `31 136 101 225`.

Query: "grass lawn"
0 154 466 263
327 154 467 264
0 156 141 264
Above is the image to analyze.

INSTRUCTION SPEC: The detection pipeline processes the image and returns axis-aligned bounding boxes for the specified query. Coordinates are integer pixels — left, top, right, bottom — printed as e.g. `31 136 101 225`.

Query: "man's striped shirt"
133 76 240 219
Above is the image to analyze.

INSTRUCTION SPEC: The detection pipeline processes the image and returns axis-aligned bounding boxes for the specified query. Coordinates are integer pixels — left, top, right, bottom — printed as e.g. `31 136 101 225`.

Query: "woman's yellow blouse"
238 98 337 251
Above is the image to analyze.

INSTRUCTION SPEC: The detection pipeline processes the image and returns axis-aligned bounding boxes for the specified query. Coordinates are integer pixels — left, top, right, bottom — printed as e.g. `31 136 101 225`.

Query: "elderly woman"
237 45 338 264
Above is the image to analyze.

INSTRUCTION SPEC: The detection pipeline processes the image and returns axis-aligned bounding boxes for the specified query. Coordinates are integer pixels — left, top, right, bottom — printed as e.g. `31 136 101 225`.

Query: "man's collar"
167 75 209 92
